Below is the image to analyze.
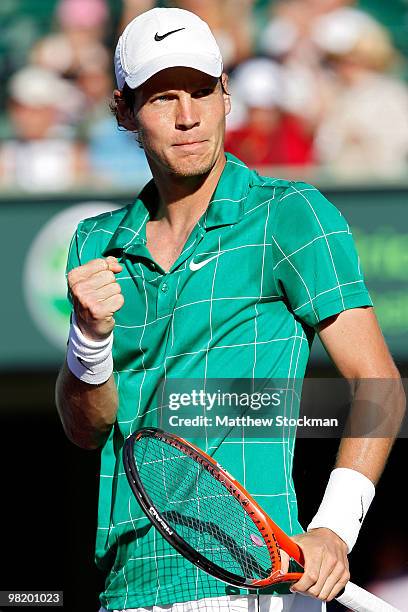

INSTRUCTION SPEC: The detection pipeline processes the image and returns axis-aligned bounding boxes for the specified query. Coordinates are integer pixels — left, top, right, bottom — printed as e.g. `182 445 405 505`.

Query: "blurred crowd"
1 0 408 191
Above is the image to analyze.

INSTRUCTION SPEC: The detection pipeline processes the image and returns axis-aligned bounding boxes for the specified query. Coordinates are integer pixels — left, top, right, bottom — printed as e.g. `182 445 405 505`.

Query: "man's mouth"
173 140 207 148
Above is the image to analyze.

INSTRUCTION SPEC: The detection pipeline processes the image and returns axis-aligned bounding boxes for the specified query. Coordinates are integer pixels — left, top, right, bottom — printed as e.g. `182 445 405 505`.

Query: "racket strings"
134 436 278 581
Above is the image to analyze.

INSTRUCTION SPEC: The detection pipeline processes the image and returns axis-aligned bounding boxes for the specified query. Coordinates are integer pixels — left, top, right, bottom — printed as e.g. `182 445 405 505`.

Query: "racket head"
123 427 303 589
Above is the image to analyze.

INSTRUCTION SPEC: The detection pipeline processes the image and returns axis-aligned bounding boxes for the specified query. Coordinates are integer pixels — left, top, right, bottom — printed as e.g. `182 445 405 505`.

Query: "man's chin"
147 144 224 180
167 154 215 179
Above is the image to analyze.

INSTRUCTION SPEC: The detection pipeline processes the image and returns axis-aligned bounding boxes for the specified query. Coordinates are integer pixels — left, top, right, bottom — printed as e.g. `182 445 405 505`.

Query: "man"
55 7 405 612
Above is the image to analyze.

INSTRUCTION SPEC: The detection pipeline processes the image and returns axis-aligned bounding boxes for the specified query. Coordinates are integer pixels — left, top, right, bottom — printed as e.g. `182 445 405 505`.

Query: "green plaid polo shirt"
66 153 372 610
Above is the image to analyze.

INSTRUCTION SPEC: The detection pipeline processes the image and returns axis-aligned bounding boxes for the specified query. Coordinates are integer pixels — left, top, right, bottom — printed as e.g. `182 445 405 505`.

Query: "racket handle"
336 581 401 612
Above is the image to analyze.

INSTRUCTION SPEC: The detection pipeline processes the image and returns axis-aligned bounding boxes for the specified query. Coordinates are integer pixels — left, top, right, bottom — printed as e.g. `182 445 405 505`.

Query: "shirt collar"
202 152 250 229
103 152 250 257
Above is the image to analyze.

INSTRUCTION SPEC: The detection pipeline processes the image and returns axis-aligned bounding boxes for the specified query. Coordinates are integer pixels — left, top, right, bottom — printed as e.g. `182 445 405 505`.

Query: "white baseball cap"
114 8 223 90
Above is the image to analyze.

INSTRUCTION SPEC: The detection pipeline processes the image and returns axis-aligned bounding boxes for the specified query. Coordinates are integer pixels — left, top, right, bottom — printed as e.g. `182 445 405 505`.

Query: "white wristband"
66 312 113 385
307 467 375 553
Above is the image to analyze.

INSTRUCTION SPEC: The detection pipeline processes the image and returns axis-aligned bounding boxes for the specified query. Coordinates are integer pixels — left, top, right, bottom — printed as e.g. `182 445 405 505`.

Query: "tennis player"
55 7 405 612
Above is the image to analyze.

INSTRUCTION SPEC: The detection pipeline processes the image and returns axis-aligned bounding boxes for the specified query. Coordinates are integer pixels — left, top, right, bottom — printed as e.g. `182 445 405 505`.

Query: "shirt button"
161 282 169 293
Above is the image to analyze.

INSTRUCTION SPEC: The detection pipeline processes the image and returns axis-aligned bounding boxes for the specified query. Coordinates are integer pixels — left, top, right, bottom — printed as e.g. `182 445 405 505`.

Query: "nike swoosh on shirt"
189 255 219 271
154 28 185 41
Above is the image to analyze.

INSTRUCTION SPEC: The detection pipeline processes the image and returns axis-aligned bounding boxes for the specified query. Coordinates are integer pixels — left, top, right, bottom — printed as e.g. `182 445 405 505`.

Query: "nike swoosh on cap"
154 28 186 42
189 255 219 271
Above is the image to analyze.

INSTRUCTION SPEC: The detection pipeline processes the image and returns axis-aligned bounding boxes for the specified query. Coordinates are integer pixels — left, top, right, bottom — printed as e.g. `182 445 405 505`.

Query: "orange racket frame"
124 427 304 588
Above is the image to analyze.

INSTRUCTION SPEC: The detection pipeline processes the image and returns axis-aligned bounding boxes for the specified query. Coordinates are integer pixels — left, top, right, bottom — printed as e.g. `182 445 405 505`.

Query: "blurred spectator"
258 1 346 133
313 8 408 178
30 0 110 81
87 117 152 188
76 53 113 123
74 45 151 188
174 0 256 68
0 66 87 191
259 0 354 65
118 0 156 33
225 58 314 167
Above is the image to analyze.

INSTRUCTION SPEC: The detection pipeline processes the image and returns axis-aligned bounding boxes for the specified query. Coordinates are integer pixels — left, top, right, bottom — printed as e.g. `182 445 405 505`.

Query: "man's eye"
153 94 172 102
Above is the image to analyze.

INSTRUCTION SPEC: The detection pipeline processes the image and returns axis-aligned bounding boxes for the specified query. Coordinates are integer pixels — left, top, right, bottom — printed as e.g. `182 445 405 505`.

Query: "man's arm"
56 364 118 450
55 256 124 450
319 306 405 483
287 306 405 602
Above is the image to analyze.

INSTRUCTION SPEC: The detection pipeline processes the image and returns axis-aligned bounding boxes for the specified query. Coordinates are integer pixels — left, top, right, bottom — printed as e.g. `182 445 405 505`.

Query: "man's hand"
68 256 124 341
281 528 350 602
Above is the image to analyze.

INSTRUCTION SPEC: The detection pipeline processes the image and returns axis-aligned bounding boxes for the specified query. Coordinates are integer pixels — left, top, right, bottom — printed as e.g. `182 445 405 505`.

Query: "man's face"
126 67 230 178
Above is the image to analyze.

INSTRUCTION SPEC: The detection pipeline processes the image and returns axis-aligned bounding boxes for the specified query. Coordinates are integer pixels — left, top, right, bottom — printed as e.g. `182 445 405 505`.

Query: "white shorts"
99 593 326 611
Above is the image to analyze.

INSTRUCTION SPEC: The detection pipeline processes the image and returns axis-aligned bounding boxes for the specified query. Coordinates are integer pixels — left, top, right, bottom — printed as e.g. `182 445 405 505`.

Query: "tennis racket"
123 427 399 612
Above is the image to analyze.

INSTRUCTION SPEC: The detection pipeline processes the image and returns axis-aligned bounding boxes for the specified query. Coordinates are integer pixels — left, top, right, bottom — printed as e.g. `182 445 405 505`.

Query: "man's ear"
221 73 231 117
113 89 138 132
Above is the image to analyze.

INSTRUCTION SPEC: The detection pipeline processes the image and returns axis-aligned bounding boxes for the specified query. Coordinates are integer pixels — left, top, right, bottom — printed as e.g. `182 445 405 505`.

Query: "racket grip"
336 581 401 612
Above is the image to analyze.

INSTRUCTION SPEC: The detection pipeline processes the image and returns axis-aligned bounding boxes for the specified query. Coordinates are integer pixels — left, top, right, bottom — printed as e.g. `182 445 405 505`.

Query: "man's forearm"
335 438 395 485
335 376 406 483
307 376 405 553
55 359 118 450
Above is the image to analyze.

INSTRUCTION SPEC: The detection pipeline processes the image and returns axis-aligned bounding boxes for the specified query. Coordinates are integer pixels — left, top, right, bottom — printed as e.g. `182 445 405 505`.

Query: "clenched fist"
68 256 124 341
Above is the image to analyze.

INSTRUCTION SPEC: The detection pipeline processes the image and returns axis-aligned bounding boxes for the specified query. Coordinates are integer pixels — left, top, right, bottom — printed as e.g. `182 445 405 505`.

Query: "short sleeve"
65 223 83 306
271 182 373 327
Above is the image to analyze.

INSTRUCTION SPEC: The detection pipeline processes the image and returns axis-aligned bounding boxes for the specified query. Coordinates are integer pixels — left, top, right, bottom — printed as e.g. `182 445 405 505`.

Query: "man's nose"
175 96 200 130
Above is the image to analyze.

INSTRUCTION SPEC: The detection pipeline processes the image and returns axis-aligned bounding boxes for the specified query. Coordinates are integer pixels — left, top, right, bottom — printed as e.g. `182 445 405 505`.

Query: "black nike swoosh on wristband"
77 356 93 372
358 496 364 523
154 28 185 41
